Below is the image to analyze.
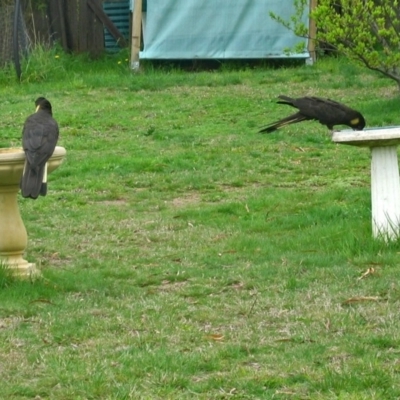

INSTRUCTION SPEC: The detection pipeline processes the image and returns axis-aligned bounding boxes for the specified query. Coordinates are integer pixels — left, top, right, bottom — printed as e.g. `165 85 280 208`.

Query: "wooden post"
78 0 88 52
130 0 142 71
56 0 68 51
308 0 317 63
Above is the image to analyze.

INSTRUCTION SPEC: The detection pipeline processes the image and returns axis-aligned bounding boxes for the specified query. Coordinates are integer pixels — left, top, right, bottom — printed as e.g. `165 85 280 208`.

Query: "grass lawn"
1 51 400 399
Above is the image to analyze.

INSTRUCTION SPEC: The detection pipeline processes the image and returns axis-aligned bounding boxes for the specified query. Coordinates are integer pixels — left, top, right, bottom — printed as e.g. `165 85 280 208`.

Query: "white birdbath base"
333 127 400 240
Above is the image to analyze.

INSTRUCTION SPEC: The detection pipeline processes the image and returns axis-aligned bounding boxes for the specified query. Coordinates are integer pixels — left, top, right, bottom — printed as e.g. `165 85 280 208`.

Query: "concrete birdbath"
332 127 400 240
0 146 66 277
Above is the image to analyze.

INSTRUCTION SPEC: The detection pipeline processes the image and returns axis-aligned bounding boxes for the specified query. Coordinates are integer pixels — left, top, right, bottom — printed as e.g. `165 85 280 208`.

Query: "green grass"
1 47 400 399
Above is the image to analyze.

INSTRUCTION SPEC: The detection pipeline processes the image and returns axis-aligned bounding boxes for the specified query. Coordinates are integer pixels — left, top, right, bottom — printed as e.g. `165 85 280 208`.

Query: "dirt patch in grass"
170 193 202 208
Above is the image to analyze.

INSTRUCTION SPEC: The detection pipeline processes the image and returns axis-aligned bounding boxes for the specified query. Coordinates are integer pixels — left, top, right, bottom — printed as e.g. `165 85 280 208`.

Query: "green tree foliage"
271 0 400 89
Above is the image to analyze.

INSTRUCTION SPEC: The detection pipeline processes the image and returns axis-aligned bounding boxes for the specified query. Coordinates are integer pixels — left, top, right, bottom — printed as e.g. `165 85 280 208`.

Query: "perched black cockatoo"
20 97 59 199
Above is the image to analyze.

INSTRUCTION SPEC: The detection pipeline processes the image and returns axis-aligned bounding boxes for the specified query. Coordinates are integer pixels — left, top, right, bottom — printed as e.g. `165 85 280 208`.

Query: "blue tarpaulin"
139 0 309 59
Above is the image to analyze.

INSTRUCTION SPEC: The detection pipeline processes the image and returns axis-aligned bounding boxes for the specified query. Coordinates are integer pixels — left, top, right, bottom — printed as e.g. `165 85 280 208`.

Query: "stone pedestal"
333 127 400 240
0 146 66 277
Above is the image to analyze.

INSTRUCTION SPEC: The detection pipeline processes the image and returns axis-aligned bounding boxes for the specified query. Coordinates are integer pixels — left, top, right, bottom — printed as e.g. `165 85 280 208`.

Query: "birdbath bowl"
332 127 400 240
0 146 66 277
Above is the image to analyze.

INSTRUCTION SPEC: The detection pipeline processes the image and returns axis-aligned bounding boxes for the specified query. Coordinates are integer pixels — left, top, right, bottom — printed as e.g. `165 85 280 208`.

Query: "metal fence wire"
0 1 30 66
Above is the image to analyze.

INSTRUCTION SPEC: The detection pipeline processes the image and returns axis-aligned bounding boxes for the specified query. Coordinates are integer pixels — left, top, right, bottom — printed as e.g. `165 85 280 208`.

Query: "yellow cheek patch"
350 118 360 125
